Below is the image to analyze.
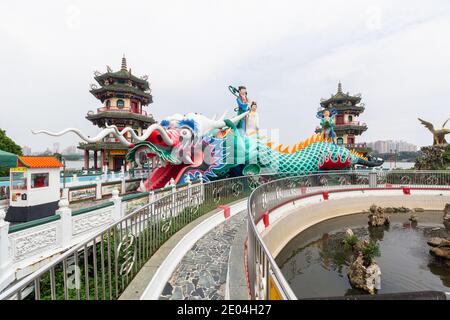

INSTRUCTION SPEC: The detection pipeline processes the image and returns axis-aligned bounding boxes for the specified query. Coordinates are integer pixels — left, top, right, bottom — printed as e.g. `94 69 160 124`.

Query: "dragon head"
123 112 249 190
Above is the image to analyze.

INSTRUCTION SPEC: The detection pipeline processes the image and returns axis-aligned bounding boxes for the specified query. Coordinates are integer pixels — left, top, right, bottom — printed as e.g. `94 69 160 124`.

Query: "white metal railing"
246 170 450 300
0 173 288 300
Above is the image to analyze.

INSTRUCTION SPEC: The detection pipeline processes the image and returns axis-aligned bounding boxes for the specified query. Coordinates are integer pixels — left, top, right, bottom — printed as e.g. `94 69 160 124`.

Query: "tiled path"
160 211 247 300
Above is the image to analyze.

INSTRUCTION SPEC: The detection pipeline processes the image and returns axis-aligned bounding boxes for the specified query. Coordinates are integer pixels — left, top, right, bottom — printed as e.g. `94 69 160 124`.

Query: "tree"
0 129 22 176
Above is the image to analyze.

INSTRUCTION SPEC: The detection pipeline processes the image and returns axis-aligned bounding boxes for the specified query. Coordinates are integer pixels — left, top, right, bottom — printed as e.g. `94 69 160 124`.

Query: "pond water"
276 211 450 299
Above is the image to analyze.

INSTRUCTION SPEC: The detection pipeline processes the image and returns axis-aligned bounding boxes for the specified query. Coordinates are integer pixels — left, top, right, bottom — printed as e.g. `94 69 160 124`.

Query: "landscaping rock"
368 205 390 227
347 254 381 294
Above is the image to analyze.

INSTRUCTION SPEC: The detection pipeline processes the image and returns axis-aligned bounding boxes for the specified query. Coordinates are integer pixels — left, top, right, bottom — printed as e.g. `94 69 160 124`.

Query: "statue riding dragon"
33 111 383 191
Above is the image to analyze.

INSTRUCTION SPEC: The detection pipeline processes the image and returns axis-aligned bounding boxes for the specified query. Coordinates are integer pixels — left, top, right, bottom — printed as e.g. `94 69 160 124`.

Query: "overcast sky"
1 0 450 152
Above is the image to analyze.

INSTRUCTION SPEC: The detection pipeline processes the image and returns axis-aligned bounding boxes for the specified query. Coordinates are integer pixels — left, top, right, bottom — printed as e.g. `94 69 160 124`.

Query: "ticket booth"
5 156 63 223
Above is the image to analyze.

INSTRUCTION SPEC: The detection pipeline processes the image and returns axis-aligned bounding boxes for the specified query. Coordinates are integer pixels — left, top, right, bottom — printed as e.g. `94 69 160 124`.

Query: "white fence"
0 178 203 292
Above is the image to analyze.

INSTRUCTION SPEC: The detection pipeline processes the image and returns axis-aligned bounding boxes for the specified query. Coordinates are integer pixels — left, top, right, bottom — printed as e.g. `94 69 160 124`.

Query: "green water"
276 211 450 299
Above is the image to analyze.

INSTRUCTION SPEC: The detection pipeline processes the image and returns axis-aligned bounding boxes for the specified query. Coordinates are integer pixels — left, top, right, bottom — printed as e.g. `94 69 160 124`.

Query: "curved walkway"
159 211 247 300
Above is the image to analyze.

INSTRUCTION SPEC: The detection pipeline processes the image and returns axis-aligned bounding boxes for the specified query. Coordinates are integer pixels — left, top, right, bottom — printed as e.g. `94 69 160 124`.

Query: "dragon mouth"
128 141 204 191
148 162 190 190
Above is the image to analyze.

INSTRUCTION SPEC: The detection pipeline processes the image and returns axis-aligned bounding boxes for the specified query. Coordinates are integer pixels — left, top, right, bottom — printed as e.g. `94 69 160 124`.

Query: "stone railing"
0 178 203 292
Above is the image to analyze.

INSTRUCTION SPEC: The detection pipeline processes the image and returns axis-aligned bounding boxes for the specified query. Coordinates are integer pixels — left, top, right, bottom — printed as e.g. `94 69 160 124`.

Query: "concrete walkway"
159 211 248 300
119 208 221 300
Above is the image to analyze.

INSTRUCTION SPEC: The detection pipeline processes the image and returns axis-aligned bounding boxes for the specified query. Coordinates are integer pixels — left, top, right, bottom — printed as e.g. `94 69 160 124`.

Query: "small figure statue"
246 101 260 136
229 85 251 133
316 108 337 143
418 117 450 146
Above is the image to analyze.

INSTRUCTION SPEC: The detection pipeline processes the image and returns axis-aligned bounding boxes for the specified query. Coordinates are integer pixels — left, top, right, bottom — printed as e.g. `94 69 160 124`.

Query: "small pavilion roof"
18 156 63 168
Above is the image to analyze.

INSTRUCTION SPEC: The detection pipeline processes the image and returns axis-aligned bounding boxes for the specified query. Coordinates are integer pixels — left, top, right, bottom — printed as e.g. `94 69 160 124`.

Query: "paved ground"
160 211 247 300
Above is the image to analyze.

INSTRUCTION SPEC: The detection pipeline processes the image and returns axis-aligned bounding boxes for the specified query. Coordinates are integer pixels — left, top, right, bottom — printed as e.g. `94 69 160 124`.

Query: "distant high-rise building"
366 140 417 153
22 146 32 156
53 142 60 154
62 145 77 154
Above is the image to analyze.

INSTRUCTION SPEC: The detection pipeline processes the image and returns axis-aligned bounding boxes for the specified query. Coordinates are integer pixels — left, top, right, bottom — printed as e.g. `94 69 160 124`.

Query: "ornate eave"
78 142 129 151
86 111 156 127
89 84 152 104
320 82 362 107
334 124 368 134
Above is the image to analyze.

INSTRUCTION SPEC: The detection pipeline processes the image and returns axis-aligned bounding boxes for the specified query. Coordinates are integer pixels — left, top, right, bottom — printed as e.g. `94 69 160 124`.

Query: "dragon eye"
180 129 192 140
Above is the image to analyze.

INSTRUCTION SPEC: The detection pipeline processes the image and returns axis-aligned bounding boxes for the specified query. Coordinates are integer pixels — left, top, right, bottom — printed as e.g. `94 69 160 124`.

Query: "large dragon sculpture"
33 111 383 191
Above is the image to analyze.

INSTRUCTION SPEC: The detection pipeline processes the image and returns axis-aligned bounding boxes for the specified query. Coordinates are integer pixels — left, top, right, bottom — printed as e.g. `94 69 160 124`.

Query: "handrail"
2 170 449 300
246 170 450 300
0 173 287 300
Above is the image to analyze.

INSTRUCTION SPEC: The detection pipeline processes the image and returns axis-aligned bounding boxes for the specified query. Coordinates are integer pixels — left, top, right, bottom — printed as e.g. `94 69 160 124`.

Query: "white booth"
6 156 63 223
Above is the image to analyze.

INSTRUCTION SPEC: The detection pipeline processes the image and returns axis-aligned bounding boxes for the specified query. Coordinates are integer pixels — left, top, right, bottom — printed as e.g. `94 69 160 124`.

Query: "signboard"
11 167 27 172
268 275 283 300
110 150 127 155
69 186 96 202
102 183 121 196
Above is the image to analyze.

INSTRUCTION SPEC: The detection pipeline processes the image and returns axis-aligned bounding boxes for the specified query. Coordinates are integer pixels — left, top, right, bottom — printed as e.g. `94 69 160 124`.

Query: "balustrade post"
198 173 204 201
72 174 78 184
57 198 72 248
62 187 69 200
148 190 155 215
186 175 192 198
170 178 176 215
111 189 122 219
96 176 102 200
121 171 126 194
369 170 377 188
0 208 12 280
103 166 108 181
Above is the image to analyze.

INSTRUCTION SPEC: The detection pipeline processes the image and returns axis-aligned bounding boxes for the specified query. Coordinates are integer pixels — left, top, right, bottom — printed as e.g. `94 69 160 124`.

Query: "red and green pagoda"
316 82 369 154
79 56 156 171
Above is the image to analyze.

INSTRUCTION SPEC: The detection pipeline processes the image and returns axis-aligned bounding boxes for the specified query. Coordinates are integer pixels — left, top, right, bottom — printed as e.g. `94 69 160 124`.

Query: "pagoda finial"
121 55 127 71
337 81 342 93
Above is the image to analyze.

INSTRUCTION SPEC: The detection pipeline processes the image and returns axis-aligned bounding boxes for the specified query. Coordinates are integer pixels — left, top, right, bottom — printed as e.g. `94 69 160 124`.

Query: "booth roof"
0 149 18 168
18 156 63 168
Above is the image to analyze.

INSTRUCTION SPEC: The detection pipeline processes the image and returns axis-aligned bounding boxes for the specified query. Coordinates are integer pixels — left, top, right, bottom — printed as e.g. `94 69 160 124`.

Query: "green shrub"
361 241 380 266
343 234 359 249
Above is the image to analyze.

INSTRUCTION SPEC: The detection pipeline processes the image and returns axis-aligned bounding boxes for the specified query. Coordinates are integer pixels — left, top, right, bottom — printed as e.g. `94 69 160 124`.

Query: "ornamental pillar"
93 150 98 170
84 149 89 170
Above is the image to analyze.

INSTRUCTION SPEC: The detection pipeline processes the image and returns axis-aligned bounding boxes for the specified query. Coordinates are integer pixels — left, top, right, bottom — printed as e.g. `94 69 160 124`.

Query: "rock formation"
427 236 450 264
347 254 381 294
444 204 450 230
345 234 382 294
368 205 390 227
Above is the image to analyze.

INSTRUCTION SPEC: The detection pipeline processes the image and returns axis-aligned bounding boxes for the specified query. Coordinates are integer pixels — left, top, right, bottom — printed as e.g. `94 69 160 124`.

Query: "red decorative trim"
218 205 230 219
263 211 270 228
243 238 252 299
402 187 411 195
322 192 329 200
255 187 450 225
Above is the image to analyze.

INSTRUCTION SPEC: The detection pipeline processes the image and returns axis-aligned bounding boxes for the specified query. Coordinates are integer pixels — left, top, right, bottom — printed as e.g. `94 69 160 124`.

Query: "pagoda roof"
94 70 150 90
320 82 361 107
92 56 151 92
90 83 153 103
86 111 156 124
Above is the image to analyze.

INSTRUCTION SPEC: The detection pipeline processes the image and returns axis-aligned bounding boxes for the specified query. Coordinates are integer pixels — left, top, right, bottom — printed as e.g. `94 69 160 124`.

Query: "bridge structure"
0 170 449 300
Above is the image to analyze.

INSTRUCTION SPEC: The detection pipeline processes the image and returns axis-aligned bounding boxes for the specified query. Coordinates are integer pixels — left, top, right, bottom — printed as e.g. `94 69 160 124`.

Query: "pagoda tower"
79 56 156 171
316 82 369 153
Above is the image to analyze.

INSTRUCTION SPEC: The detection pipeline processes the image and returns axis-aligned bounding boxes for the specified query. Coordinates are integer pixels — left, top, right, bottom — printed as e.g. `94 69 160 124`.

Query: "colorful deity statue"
229 85 250 133
317 108 338 143
246 101 260 136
